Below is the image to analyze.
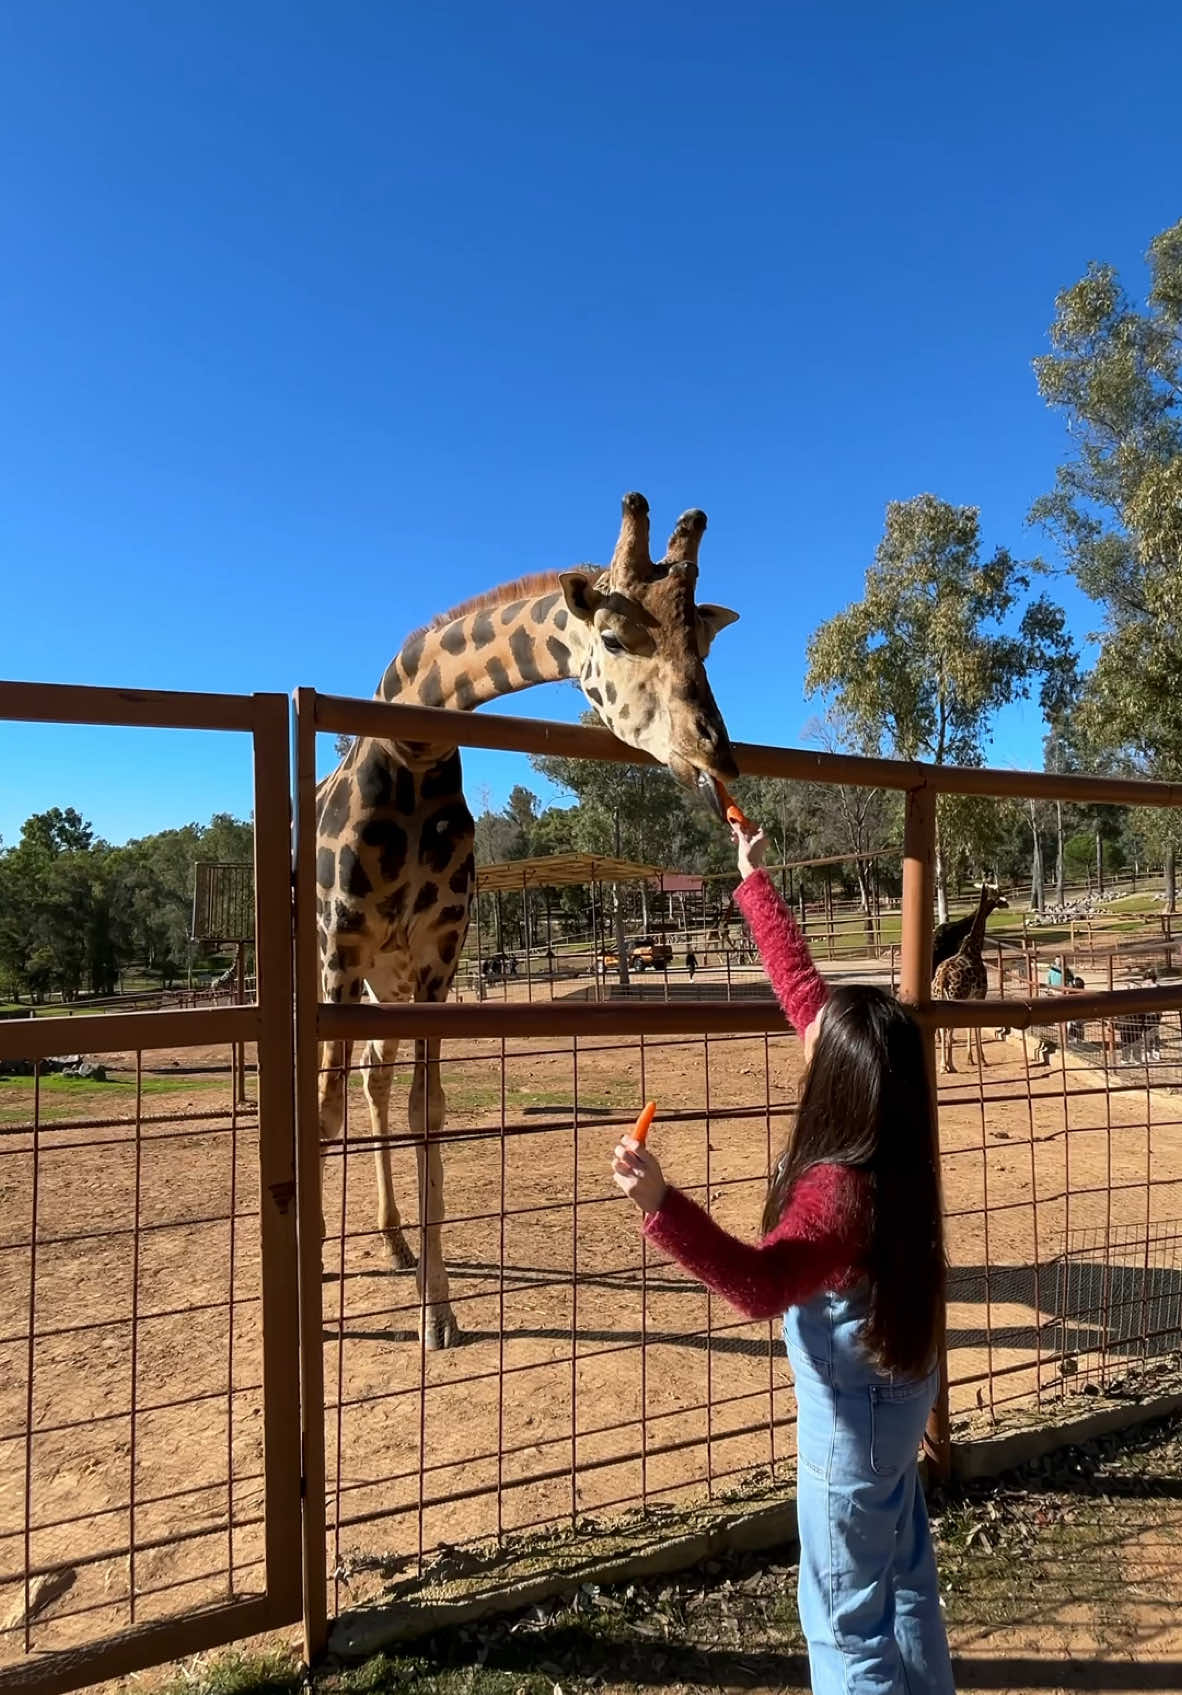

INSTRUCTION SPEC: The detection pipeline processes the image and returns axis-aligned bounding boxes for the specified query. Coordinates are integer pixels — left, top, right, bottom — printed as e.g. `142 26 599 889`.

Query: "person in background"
685 946 698 982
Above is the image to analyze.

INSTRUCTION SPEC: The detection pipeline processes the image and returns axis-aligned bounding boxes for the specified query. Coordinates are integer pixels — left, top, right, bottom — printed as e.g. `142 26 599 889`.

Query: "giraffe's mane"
406 571 572 645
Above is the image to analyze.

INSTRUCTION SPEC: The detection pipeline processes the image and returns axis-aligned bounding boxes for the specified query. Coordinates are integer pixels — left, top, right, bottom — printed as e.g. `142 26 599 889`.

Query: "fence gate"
0 684 302 1695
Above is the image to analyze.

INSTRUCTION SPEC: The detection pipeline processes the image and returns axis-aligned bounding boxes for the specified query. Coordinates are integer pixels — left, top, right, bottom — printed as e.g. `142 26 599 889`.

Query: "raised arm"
734 867 829 1037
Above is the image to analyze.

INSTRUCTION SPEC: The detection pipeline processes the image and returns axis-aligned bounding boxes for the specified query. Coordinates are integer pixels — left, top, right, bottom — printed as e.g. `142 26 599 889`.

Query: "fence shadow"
324 1253 1182 1368
948 1260 1182 1364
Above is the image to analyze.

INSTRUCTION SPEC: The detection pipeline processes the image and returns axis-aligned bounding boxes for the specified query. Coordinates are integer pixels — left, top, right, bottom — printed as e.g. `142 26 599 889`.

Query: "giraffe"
931 882 998 1073
315 493 741 1348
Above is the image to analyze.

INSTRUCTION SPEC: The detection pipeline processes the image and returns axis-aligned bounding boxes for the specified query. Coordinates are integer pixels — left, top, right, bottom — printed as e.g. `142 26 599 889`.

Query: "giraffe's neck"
967 891 990 953
377 580 587 710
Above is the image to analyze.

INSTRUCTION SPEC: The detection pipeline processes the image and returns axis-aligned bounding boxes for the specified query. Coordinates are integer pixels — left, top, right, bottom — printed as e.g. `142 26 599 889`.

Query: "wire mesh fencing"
0 682 300 1695
313 1024 803 1621
0 1045 268 1663
939 1008 1182 1429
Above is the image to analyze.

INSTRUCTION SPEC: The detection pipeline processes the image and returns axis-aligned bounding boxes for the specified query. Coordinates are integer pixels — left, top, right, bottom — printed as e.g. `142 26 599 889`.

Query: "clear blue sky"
2 1 1179 847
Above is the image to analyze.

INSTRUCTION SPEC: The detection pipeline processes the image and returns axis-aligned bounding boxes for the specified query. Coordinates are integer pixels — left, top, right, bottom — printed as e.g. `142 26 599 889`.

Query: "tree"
805 494 1076 920
795 714 901 914
1032 219 1182 786
532 718 717 873
0 808 256 1000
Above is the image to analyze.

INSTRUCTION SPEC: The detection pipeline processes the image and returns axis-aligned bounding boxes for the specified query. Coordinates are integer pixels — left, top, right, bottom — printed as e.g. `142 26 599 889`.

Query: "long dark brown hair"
763 985 945 1378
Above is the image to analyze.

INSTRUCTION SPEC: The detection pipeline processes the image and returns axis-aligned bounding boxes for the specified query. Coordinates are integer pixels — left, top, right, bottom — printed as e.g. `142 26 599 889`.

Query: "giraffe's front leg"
317 1038 352 1239
318 963 366 1238
409 1036 459 1350
940 1024 956 1073
361 1037 416 1270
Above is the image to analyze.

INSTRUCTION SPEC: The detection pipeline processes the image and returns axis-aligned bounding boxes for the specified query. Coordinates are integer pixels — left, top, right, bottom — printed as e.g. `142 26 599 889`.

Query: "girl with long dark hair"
612 825 953 1694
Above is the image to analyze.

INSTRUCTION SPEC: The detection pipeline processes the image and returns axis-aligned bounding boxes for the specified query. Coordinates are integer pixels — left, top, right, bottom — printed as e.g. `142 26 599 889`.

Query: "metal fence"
4 678 1182 1689
0 684 301 1695
293 691 1182 1658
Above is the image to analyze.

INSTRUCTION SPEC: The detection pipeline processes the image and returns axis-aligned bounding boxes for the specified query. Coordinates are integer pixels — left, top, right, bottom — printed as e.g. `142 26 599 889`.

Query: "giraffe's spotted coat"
315 493 741 1350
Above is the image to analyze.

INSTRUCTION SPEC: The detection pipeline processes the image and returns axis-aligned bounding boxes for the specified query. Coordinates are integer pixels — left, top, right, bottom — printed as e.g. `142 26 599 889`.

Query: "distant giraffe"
931 888 1008 973
931 883 998 1073
314 494 741 1347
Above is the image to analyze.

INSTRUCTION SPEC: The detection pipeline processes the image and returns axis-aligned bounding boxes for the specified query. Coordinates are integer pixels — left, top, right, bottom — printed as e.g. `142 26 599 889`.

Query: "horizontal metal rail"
319 998 788 1040
312 691 1182 807
913 984 1182 1029
318 985 1182 1042
0 679 270 733
0 1598 275 1695
0 1004 258 1061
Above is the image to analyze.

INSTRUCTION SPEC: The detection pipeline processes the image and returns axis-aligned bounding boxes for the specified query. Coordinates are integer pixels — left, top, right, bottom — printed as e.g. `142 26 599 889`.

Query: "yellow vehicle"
601 935 674 972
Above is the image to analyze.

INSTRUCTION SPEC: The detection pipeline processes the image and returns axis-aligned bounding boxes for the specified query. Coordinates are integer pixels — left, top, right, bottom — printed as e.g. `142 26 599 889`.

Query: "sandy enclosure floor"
2 990 1182 1667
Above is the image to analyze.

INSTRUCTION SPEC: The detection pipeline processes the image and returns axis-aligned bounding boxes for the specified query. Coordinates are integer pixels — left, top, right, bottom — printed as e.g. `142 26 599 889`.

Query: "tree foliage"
804 494 1076 916
805 494 1076 765
1032 217 1182 774
0 810 253 1002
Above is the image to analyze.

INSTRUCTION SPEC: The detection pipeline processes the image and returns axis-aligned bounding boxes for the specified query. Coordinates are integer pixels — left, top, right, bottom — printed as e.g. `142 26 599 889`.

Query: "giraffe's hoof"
382 1229 417 1272
422 1308 462 1351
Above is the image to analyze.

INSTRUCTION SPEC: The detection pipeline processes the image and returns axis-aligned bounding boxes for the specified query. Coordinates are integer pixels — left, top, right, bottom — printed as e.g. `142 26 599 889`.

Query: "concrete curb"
949 1389 1182 1480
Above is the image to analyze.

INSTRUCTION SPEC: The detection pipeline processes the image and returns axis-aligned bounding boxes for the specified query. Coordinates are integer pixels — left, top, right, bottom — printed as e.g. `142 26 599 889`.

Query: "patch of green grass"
0 1002 81 1019
343 1076 624 1116
151 1648 303 1695
0 1070 245 1125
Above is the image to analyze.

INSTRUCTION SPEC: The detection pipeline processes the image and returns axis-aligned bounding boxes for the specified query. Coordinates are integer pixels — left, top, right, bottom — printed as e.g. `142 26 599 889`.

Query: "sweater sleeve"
641 1164 867 1320
733 868 829 1036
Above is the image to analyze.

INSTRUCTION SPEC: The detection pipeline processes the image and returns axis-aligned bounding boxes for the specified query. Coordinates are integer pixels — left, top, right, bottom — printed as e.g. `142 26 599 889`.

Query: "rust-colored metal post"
250 695 304 1623
898 784 951 1480
292 690 328 1661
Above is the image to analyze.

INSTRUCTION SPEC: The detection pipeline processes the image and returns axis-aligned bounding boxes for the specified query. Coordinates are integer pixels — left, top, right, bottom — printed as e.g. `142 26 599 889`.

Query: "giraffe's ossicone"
315 493 742 1348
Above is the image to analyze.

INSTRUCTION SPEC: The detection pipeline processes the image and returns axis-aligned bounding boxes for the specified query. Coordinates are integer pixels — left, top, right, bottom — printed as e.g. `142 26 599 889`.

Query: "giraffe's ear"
558 571 603 624
696 604 740 655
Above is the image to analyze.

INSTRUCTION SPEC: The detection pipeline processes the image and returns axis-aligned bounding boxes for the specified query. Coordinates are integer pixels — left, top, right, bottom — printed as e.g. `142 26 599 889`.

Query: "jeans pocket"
868 1374 935 1478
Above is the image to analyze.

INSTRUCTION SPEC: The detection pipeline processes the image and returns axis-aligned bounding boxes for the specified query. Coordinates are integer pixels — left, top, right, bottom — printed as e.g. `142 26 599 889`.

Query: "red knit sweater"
643 1164 869 1319
733 867 829 1036
642 867 868 1318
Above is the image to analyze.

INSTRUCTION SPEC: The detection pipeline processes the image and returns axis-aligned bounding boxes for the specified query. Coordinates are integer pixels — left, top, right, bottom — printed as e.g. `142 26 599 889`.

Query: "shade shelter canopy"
474 853 663 894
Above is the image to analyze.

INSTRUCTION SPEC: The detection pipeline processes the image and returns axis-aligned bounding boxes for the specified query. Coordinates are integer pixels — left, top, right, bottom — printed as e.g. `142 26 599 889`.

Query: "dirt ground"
2 973 1182 1674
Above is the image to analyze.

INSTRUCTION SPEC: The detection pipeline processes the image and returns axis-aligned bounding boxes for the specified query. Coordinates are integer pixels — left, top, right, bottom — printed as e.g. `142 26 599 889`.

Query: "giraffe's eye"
601 632 626 656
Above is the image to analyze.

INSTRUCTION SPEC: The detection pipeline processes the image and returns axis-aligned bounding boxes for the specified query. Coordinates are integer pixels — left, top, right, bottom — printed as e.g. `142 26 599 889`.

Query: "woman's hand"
612 1135 668 1214
732 823 767 880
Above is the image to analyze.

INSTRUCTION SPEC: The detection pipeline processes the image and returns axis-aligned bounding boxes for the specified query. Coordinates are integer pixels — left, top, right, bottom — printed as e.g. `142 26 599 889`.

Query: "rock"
61 1060 108 1081
3 1568 75 1631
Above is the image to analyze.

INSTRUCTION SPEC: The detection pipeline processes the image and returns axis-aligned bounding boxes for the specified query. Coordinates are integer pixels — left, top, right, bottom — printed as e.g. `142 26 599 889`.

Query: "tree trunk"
1055 802 1065 906
1029 800 1044 913
933 829 949 926
855 859 873 914
1166 842 1177 914
613 887 629 987
1095 827 1104 897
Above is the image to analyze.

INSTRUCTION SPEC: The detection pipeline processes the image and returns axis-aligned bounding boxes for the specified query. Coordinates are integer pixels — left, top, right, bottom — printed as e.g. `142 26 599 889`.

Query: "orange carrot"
715 778 756 836
633 1100 657 1145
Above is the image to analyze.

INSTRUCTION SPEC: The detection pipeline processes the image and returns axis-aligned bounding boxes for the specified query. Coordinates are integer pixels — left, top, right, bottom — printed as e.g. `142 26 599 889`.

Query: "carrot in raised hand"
714 778 756 836
633 1100 657 1145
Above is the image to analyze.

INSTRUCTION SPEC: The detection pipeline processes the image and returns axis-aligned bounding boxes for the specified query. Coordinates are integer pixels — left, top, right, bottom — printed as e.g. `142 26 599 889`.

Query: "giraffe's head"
557 494 740 812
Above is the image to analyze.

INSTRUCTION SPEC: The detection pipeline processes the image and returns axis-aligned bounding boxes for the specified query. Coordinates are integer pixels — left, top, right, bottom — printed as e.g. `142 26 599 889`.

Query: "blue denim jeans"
784 1291 955 1694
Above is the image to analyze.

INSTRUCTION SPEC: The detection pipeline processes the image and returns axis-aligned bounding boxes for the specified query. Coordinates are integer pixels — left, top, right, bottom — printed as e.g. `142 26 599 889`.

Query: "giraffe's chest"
317 742 476 937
